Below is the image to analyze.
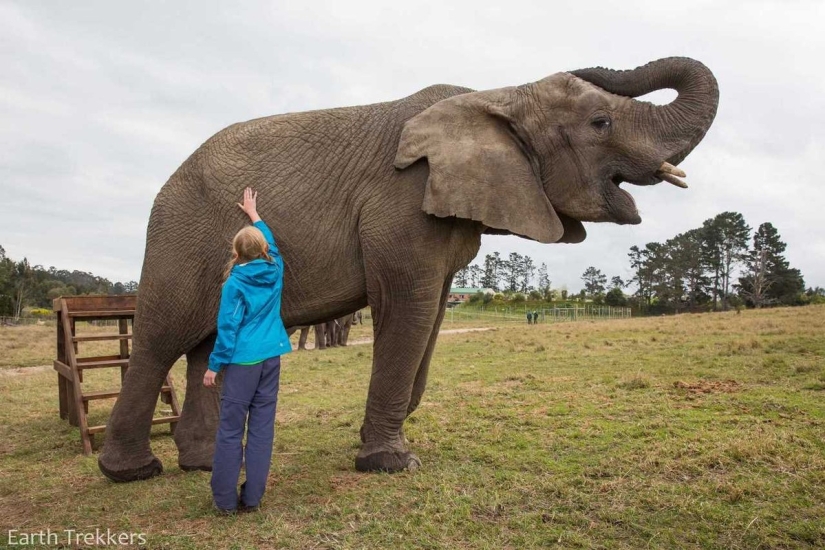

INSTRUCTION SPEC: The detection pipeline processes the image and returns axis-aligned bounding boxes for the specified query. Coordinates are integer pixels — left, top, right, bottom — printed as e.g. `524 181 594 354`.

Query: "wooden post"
56 308 68 421
118 319 129 383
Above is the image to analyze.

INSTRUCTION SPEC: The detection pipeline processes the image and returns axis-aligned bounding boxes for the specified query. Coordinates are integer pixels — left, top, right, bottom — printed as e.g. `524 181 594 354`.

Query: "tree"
604 287 628 306
499 252 530 292
10 258 33 319
0 245 13 316
518 255 535 293
480 253 501 291
537 263 552 299
628 243 665 311
499 252 518 292
610 276 625 289
738 222 804 307
701 212 750 311
453 265 470 288
581 266 607 298
467 265 482 288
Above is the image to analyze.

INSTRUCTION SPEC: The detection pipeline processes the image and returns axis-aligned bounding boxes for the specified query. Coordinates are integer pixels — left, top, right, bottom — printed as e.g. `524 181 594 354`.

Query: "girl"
203 187 291 514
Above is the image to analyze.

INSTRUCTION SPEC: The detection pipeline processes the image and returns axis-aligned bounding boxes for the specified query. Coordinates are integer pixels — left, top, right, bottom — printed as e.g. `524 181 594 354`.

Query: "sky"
1 0 823 292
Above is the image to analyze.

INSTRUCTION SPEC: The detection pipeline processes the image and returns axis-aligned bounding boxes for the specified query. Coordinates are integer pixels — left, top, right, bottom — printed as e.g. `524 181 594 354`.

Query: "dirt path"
316 326 495 349
0 327 498 373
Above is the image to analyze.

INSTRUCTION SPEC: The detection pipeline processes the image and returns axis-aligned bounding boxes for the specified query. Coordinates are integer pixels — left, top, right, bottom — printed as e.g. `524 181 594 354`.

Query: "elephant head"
394 57 719 244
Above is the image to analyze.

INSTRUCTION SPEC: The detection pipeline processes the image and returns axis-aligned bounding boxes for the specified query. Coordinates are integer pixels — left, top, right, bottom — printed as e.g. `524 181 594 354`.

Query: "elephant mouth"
605 161 688 224
604 173 641 225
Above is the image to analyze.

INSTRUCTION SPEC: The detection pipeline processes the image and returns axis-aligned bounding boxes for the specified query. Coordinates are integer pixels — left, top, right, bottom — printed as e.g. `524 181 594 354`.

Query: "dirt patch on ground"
673 379 741 394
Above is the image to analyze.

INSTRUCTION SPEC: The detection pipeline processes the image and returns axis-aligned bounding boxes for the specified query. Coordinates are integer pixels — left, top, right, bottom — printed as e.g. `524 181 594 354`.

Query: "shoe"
237 482 259 513
238 501 259 514
214 506 237 516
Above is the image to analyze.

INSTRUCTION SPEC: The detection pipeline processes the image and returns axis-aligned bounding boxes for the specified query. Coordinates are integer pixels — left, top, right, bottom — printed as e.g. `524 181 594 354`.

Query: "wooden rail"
53 295 180 455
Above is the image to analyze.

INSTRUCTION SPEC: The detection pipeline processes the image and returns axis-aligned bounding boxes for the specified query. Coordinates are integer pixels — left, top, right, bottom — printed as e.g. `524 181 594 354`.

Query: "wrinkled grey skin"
98 57 718 482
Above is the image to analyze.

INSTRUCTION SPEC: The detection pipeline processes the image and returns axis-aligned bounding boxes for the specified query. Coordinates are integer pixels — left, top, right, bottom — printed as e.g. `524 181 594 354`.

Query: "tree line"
452 212 822 313
0 245 138 318
623 212 812 313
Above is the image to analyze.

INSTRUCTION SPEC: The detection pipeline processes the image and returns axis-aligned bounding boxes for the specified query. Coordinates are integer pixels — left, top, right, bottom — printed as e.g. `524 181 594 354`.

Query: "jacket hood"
232 259 280 286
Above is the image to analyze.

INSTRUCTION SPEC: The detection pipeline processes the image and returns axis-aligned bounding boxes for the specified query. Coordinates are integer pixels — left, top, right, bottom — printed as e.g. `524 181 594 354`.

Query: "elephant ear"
394 88 569 244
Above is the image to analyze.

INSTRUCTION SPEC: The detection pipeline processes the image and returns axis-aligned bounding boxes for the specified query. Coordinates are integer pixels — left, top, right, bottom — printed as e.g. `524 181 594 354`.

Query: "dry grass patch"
1 305 824 548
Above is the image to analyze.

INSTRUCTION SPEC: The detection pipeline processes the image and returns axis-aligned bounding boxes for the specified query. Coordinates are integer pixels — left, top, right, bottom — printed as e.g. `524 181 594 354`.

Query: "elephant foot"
179 461 212 472
175 432 215 473
178 443 213 472
355 449 421 473
98 454 163 483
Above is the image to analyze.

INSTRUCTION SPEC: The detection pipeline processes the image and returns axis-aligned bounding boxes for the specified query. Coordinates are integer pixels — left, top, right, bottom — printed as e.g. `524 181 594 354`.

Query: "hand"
203 370 218 387
237 187 261 223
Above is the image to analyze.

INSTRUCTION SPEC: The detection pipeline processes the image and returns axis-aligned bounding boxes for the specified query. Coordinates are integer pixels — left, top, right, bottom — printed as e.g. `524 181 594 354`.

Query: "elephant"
98 57 718 482
288 324 326 350
335 313 357 346
260 309 363 351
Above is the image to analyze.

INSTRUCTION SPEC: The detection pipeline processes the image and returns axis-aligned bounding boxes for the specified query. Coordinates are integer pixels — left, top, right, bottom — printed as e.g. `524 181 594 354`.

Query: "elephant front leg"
175 335 221 471
355 280 443 473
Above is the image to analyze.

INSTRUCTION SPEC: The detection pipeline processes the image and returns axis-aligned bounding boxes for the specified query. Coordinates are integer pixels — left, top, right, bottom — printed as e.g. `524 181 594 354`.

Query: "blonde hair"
223 226 272 280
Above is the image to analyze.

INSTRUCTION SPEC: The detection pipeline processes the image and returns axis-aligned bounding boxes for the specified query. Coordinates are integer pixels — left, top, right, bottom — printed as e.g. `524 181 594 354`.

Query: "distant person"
203 187 291 515
533 310 539 324
526 311 532 325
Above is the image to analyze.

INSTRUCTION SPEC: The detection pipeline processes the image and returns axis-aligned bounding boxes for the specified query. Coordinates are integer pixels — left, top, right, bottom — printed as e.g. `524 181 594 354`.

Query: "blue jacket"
207 220 292 372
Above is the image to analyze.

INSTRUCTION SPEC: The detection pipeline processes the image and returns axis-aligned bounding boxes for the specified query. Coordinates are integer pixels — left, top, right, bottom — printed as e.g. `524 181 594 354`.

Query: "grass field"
1 306 824 548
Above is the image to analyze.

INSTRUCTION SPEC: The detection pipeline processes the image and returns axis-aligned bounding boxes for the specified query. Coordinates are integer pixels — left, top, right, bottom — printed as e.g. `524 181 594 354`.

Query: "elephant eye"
591 116 611 131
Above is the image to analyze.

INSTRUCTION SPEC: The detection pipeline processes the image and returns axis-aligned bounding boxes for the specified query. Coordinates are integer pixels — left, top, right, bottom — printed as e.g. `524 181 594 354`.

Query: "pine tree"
480 253 501 291
537 263 552 299
701 212 750 311
581 266 607 298
738 222 804 307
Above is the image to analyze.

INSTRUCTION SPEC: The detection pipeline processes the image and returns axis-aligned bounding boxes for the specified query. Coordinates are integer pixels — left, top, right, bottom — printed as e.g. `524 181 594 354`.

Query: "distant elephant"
336 313 356 346
288 324 326 350
290 317 353 350
98 57 718 481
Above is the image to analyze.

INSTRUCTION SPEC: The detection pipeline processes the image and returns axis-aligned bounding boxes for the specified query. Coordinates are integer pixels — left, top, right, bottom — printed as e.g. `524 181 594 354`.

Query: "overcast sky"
1 0 823 292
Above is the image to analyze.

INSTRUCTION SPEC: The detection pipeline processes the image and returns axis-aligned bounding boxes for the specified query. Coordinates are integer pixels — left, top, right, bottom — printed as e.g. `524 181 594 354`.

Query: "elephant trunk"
571 57 719 170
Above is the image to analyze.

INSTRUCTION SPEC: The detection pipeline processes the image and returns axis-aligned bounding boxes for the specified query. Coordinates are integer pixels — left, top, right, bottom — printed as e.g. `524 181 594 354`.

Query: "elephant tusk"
655 171 689 189
657 162 686 178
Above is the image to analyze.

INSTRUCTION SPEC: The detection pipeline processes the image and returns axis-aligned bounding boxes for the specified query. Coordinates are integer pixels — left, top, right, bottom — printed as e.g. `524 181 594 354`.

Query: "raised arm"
237 187 280 258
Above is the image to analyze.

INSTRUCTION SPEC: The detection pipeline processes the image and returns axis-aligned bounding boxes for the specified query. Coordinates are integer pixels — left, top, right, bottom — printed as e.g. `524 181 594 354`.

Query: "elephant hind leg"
176 335 220 471
98 342 180 482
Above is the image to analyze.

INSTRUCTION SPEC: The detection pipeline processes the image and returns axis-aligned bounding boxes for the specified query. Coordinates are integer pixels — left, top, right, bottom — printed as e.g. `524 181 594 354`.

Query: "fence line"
444 305 631 324
2 305 629 329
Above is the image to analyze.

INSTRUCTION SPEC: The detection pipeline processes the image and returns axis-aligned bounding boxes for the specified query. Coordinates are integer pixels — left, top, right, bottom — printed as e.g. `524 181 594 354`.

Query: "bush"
604 288 628 307
511 293 526 303
27 308 53 318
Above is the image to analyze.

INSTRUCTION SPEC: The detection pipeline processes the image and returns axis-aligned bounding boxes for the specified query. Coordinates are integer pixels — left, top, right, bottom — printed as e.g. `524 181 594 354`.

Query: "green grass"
1 306 824 548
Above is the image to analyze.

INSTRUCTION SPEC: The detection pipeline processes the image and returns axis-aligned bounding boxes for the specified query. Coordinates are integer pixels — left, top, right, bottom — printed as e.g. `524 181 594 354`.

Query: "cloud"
0 0 822 291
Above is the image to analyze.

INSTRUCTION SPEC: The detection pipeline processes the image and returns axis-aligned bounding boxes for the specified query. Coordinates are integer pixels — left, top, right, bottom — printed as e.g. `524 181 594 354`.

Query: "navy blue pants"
211 356 281 510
